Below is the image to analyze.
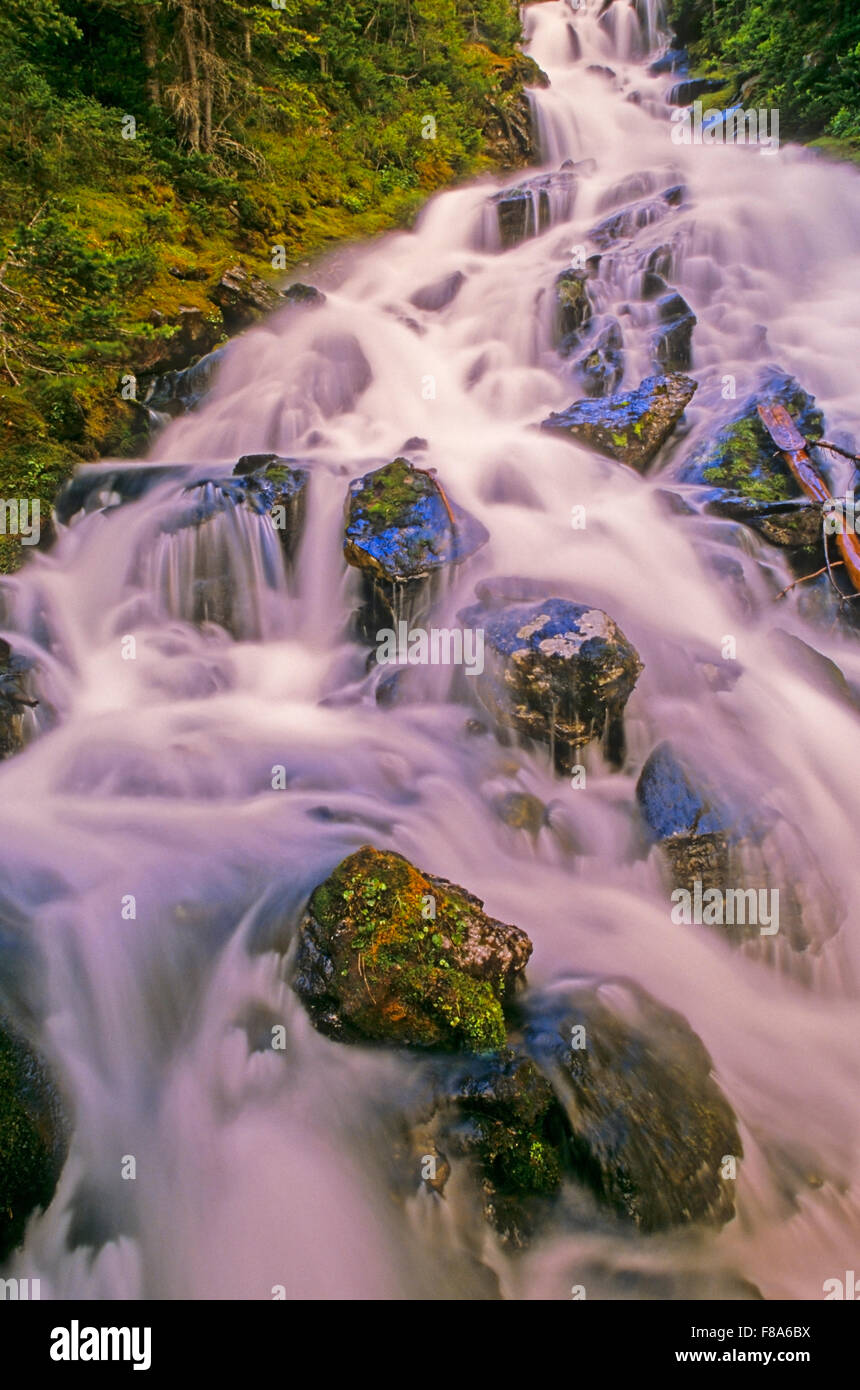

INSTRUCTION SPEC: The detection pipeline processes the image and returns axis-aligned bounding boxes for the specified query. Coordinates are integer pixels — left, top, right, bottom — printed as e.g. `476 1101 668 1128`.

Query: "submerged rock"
459 587 643 771
0 639 36 760
680 368 824 504
492 168 577 250
294 846 532 1051
636 741 814 952
344 457 488 637
541 372 697 472
523 978 742 1232
410 271 466 313
0 1021 67 1260
588 185 684 250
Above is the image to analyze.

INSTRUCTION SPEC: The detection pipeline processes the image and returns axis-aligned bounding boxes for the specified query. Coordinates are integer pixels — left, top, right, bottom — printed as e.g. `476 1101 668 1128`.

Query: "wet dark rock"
567 24 582 60
232 455 310 565
0 1020 68 1260
401 436 429 453
210 267 325 333
522 978 742 1232
574 319 624 397
482 53 548 170
641 270 668 299
0 639 35 760
668 76 727 106
646 242 674 282
680 368 824 505
492 168 577 249
652 290 696 371
458 589 643 772
541 372 698 472
420 1049 568 1245
649 45 688 75
55 464 182 526
554 268 594 355
293 846 532 1051
410 271 466 313
705 496 825 548
343 457 488 637
587 64 616 81
636 741 815 952
588 186 684 250
143 344 229 420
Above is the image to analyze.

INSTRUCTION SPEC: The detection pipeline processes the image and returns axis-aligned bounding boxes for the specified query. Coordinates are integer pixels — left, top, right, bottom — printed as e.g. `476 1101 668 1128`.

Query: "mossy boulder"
344 457 488 636
679 368 824 504
523 979 742 1231
0 1022 67 1260
541 372 698 472
459 586 643 771
0 639 36 761
294 847 532 1051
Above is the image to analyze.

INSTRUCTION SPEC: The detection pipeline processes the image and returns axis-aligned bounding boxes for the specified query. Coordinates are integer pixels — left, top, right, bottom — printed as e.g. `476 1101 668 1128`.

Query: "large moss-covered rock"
541 372 697 472
459 586 643 771
294 847 532 1052
0 1022 67 1260
523 979 742 1231
680 368 824 504
344 458 488 636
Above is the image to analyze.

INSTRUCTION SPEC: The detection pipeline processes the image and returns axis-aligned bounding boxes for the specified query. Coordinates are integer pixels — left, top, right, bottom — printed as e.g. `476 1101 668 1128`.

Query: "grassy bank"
0 0 543 572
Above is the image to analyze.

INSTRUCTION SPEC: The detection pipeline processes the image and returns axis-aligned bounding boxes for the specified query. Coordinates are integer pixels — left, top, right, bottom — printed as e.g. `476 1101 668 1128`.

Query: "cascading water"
2 0 859 1300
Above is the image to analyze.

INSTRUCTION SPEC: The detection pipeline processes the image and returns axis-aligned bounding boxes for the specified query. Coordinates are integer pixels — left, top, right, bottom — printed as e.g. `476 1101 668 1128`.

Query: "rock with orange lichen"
293 847 531 1051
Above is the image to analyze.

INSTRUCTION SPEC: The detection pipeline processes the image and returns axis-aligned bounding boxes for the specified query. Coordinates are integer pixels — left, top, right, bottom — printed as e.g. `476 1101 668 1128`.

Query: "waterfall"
2 0 859 1300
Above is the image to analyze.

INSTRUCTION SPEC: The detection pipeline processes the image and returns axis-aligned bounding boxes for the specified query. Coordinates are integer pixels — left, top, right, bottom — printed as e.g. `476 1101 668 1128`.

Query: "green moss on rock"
0 1024 65 1261
294 847 532 1051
